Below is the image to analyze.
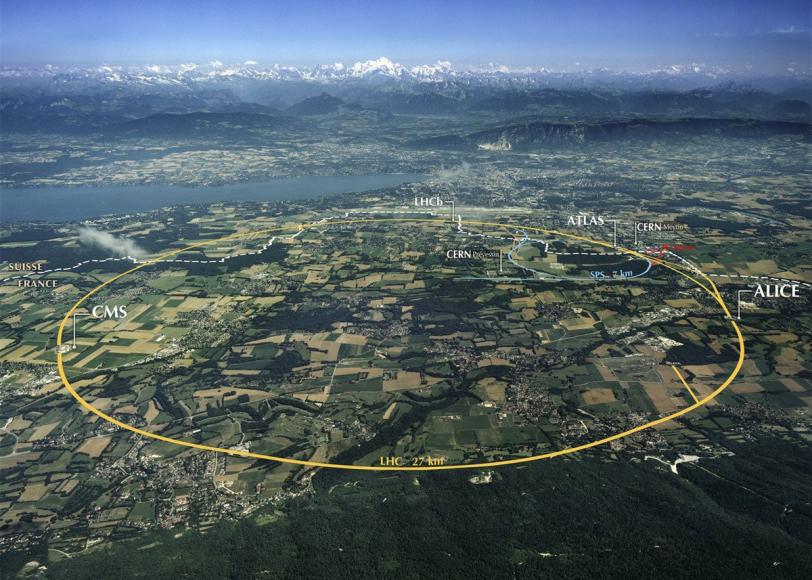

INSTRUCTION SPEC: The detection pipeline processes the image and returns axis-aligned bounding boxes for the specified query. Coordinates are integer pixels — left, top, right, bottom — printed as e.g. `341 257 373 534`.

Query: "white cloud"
770 25 810 35
708 26 810 38
77 226 146 257
435 162 472 181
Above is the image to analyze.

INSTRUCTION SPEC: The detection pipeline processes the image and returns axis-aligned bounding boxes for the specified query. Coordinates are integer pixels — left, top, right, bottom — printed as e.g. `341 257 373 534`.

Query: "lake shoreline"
0 173 426 223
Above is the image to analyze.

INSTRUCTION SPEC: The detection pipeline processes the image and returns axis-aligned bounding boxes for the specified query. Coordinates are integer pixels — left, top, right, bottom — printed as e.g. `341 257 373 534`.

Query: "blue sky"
1 0 809 72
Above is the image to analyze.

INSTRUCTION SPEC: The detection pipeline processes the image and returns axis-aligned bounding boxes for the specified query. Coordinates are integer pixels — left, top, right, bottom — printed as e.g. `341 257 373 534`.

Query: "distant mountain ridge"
413 118 812 150
2 59 809 130
286 92 346 115
2 57 810 92
113 111 292 138
2 59 810 134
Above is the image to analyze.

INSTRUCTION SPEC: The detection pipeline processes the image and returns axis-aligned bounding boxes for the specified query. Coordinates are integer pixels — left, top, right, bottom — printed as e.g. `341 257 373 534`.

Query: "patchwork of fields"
2 202 810 556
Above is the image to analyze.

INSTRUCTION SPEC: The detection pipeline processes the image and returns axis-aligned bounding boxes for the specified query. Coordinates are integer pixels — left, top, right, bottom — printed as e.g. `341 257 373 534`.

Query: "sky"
1 0 810 73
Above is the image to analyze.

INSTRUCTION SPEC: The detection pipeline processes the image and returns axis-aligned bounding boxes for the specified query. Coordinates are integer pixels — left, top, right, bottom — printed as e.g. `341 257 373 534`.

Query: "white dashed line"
1 228 305 284
5 211 809 291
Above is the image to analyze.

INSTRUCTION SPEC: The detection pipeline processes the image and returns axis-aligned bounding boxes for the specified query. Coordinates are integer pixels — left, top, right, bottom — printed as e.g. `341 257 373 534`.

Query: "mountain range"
2 57 810 92
1 57 809 136
412 118 812 150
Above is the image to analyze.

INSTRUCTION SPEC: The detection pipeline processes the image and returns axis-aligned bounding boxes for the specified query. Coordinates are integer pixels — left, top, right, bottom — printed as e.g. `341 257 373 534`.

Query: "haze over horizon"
1 0 810 75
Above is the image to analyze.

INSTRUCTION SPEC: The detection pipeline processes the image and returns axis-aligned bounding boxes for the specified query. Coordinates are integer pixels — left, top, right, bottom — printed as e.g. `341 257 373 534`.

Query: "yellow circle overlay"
57 217 745 471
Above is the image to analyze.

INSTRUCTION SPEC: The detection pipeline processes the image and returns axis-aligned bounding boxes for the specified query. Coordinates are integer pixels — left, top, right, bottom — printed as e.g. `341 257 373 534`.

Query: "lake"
0 174 425 223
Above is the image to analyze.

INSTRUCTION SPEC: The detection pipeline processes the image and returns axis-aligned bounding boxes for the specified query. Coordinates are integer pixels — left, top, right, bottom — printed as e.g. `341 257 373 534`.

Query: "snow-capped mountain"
1 58 808 104
4 56 800 87
0 57 458 86
347 57 406 79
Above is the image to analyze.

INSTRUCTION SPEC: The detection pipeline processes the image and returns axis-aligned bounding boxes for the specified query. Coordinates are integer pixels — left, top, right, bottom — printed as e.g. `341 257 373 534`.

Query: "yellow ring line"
57 217 745 471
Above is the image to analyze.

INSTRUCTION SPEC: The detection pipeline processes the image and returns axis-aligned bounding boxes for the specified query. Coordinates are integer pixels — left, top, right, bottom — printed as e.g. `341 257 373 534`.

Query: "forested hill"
35 435 812 580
